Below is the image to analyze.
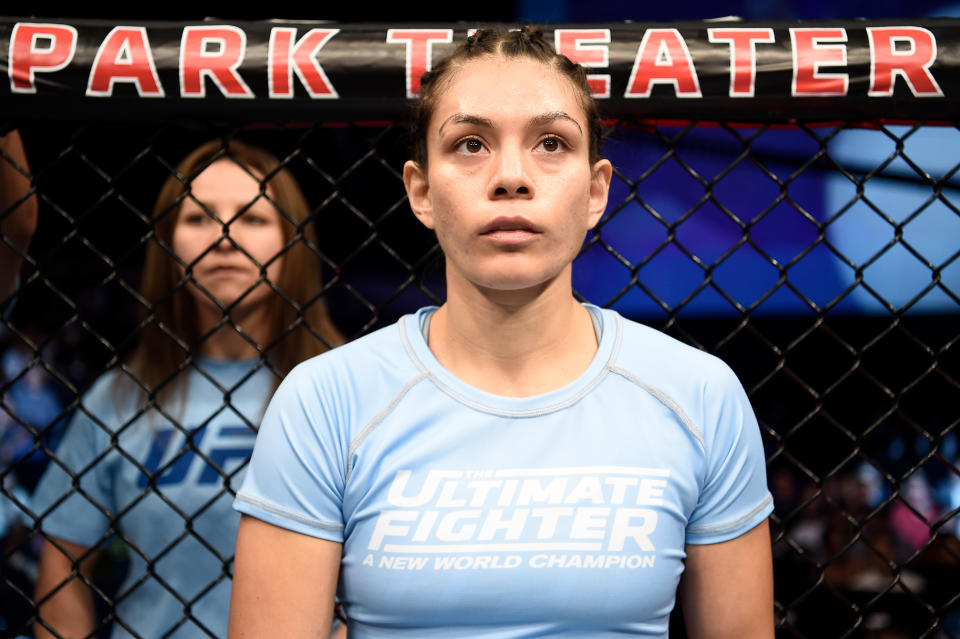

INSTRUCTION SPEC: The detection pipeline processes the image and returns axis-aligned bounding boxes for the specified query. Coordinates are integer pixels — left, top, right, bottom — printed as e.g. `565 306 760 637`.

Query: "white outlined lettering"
268 27 339 99
867 27 943 97
791 27 849 96
386 29 453 98
9 23 78 94
707 28 775 98
555 29 611 98
625 28 702 98
87 27 164 98
180 25 254 98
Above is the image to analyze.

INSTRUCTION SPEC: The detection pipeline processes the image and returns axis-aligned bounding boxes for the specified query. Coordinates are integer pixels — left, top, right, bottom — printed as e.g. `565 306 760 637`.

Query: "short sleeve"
685 364 773 545
32 387 116 547
234 360 348 542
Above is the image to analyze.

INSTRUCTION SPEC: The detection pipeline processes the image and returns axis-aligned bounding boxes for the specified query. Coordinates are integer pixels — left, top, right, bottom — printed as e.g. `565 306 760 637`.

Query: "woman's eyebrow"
437 111 583 137
529 111 582 135
438 113 493 136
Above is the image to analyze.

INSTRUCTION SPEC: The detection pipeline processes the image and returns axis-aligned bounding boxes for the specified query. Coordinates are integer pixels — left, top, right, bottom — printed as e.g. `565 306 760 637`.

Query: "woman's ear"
587 158 613 229
403 160 434 230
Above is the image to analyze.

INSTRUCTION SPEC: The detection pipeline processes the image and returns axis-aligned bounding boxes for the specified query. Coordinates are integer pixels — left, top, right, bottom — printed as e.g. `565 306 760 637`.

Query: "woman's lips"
204 265 249 277
480 216 541 244
482 229 539 244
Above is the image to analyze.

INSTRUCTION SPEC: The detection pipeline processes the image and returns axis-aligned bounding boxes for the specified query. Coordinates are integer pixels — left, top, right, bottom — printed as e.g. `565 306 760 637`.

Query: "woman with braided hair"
231 27 774 638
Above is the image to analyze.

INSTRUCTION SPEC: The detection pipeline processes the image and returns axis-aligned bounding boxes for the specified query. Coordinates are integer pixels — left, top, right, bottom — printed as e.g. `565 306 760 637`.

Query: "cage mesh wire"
0 115 958 639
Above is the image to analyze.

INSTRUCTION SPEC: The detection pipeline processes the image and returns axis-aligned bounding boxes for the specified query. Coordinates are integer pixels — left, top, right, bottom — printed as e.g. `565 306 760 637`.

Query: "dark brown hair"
410 26 603 167
126 139 344 403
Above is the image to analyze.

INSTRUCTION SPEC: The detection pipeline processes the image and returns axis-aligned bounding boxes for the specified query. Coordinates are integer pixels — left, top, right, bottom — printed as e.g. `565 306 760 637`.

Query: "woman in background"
33 139 344 638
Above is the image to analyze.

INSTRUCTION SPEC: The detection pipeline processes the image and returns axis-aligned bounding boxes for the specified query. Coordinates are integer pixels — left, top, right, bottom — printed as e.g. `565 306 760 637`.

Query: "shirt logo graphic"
136 424 255 488
362 466 671 572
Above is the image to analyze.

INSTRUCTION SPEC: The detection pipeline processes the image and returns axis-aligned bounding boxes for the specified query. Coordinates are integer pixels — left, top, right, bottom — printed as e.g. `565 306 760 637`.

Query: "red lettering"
791 28 848 96
625 29 701 98
87 27 163 97
8 23 77 94
268 27 339 99
707 28 774 98
554 29 611 98
269 28 295 97
386 29 453 98
179 26 253 98
868 27 942 97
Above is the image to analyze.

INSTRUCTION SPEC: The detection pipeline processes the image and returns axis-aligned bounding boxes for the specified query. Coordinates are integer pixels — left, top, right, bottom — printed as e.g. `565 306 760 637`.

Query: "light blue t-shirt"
236 306 773 638
34 356 274 639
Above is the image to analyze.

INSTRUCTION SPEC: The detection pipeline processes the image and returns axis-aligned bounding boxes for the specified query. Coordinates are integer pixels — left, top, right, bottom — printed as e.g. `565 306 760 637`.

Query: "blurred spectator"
0 331 68 489
0 130 37 304
889 473 939 553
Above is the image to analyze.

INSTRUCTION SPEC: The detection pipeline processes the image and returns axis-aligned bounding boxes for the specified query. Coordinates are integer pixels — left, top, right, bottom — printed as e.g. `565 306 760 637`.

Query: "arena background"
1 4 958 639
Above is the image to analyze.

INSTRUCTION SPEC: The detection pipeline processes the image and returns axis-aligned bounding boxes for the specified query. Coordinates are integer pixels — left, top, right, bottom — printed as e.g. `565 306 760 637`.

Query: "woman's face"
404 55 611 293
172 159 286 314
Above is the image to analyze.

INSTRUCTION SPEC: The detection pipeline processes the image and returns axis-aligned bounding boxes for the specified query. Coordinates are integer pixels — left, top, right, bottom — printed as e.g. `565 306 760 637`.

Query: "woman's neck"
428 265 599 397
194 303 272 361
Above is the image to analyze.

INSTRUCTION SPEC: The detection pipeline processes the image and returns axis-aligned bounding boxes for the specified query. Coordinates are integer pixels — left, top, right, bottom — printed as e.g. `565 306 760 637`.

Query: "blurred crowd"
771 450 960 638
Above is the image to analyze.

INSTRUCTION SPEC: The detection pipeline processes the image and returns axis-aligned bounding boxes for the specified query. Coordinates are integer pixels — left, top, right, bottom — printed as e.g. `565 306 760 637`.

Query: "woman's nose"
205 217 235 253
489 146 534 199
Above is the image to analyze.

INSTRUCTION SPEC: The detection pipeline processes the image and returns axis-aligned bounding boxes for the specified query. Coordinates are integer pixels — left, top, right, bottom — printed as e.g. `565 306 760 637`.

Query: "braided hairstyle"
410 26 603 167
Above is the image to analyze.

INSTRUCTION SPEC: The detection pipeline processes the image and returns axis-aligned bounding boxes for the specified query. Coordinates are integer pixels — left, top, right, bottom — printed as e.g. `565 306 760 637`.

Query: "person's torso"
336 308 708 638
80 358 272 638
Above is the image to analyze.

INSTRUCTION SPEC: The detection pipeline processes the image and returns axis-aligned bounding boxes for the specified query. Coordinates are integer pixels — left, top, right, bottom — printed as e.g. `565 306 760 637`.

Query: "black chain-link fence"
1 112 958 638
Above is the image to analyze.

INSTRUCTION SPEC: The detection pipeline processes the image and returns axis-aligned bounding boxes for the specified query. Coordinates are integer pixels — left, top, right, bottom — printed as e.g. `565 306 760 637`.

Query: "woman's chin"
471 274 565 298
188 285 267 316
475 264 572 293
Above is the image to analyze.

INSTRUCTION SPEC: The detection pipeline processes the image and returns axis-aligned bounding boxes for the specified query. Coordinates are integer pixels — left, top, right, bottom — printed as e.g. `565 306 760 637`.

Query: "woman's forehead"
432 56 587 128
188 159 266 196
194 158 260 182
181 160 274 210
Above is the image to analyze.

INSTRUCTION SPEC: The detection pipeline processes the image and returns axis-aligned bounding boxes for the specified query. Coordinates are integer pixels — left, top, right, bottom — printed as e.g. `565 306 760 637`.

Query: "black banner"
1 18 958 123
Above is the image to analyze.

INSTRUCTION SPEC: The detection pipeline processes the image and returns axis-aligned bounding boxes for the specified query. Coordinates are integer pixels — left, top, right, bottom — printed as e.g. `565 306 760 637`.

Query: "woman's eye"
537 137 565 153
181 212 207 225
455 138 486 154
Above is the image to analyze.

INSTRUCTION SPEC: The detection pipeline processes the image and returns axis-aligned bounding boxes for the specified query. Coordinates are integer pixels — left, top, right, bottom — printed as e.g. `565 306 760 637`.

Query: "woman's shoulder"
261 315 430 445
601 308 747 421
53 367 141 446
77 367 134 412
603 308 733 378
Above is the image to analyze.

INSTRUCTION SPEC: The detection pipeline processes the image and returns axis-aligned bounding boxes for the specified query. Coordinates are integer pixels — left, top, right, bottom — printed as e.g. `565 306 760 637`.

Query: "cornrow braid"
410 26 603 167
